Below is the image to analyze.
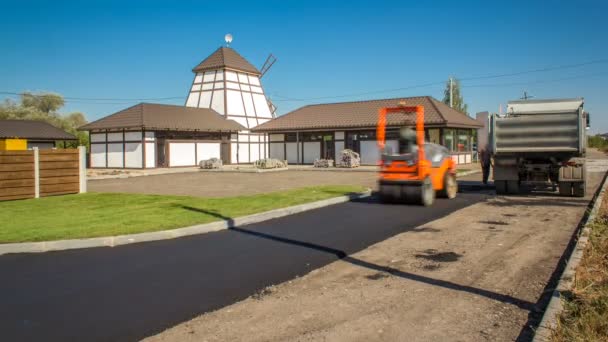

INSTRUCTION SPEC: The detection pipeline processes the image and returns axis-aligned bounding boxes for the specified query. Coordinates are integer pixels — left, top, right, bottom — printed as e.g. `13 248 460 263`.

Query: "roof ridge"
302 95 430 108
81 102 144 129
426 96 446 123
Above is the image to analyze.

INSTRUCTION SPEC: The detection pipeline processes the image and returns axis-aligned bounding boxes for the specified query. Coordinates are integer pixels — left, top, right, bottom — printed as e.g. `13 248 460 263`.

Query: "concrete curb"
532 172 608 341
0 191 371 256
199 167 289 173
456 169 481 177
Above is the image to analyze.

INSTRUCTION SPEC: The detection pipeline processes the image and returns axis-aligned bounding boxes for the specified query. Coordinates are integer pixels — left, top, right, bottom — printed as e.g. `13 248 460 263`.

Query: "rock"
199 158 223 169
254 158 288 169
313 159 334 168
336 149 360 168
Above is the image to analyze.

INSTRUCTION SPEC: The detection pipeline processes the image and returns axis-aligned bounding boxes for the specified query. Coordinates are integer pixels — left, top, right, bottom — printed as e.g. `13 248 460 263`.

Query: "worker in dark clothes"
479 148 492 184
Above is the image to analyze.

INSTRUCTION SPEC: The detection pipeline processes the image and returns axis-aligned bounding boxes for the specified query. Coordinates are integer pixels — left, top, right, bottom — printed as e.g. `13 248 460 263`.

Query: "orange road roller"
377 104 458 206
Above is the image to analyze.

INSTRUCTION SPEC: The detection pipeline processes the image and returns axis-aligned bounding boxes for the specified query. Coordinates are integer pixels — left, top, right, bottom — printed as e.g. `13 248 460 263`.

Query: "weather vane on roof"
225 33 233 47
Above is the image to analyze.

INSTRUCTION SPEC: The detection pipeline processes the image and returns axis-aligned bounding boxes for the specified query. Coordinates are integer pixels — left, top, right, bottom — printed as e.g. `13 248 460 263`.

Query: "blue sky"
1 0 607 132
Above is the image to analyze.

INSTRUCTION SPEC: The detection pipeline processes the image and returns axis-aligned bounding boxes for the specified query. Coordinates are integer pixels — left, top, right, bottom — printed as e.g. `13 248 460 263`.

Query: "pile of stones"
313 159 334 168
336 149 360 168
254 158 288 169
199 158 223 169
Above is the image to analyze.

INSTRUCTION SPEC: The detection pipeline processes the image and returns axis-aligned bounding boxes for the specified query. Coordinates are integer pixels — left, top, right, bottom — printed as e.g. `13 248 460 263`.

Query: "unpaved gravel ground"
88 170 379 197
145 152 608 342
88 166 479 198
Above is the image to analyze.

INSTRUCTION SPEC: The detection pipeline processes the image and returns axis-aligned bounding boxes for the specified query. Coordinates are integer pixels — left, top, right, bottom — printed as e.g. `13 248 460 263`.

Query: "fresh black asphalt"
0 190 486 342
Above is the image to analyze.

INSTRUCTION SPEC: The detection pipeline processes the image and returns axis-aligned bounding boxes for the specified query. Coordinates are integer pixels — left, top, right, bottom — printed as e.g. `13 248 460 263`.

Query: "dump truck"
490 98 589 197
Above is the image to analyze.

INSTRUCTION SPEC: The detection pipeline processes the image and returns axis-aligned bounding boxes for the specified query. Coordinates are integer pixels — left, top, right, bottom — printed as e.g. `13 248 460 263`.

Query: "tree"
0 92 89 148
442 77 468 115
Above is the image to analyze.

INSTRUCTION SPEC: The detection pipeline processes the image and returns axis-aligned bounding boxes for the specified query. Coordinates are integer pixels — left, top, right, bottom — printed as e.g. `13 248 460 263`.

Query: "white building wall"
91 144 106 167
334 141 345 161
238 143 250 163
269 143 284 160
303 142 320 164
145 142 156 168
125 143 143 168
286 143 300 164
107 143 124 168
169 143 196 167
196 143 221 163
250 143 260 162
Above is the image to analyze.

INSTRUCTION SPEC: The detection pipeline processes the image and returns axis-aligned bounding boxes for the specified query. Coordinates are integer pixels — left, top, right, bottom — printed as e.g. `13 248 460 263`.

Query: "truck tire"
573 182 586 197
495 180 507 195
506 180 520 194
559 182 572 196
438 173 457 199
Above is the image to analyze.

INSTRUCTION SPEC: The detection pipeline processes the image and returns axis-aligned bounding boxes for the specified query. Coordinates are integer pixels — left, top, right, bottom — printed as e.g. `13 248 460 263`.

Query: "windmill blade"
260 54 277 78
267 97 277 117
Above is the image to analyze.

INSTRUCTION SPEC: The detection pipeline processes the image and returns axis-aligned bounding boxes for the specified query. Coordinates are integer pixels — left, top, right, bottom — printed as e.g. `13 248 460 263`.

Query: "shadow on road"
229 226 535 311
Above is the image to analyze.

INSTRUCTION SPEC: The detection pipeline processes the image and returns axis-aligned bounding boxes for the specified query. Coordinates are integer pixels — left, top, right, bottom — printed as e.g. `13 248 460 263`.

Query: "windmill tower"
185 34 277 163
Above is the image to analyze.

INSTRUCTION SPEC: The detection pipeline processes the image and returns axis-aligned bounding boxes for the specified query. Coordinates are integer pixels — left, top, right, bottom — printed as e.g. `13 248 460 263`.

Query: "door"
321 134 334 160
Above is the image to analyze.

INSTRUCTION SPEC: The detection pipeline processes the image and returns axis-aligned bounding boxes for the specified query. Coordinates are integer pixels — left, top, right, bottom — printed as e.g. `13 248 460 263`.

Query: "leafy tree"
442 77 468 115
0 92 89 148
21 92 65 114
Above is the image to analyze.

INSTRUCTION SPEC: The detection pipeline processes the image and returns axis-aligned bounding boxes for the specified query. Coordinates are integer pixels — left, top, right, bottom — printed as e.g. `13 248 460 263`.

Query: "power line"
272 58 608 102
462 71 608 88
0 91 183 102
1 58 607 105
459 58 608 81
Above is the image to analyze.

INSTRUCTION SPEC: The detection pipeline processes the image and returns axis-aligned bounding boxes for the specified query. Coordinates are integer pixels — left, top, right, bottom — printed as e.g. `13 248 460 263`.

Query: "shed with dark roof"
0 120 76 150
79 103 247 169
251 96 483 165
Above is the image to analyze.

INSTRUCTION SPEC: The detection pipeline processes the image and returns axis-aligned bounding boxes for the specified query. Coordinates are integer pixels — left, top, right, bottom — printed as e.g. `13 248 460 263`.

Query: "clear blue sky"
1 0 607 132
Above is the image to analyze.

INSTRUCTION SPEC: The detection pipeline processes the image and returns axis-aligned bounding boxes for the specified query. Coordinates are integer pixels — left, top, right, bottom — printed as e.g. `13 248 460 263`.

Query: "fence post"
33 147 40 199
78 146 87 193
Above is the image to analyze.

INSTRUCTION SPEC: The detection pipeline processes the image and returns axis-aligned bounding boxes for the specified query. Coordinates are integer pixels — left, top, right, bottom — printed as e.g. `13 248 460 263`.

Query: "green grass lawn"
0 185 365 243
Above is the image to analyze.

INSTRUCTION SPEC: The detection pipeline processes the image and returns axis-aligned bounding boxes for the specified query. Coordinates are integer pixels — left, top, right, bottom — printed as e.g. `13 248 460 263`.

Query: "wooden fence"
0 147 86 201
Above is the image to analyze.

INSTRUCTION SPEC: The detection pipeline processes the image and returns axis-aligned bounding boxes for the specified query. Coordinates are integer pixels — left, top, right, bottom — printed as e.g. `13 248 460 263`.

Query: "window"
457 129 470 152
428 129 440 144
356 130 376 140
443 129 455 151
285 133 298 142
302 132 324 141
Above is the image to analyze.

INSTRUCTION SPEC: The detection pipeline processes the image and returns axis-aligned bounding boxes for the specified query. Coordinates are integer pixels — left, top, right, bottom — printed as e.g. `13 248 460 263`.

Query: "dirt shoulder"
146 159 608 342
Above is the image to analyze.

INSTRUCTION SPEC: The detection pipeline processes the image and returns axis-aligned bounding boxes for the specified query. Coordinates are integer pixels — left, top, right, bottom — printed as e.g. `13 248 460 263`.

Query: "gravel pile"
336 149 360 168
314 159 334 168
254 158 288 169
199 158 223 169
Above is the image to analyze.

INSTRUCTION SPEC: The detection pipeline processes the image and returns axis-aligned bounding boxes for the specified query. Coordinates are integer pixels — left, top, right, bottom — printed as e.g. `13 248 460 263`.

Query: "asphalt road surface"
0 189 484 341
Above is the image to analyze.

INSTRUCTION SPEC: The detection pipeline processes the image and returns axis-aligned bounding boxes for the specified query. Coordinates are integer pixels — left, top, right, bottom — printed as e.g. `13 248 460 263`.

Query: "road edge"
0 190 371 256
532 172 608 341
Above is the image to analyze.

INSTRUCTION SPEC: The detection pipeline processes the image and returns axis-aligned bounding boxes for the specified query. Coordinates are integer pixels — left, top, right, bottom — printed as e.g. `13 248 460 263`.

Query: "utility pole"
521 91 533 100
449 77 453 108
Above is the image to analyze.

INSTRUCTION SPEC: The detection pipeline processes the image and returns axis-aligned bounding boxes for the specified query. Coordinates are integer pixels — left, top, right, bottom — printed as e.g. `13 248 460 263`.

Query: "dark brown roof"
252 96 482 132
79 103 246 132
192 47 261 75
0 120 76 140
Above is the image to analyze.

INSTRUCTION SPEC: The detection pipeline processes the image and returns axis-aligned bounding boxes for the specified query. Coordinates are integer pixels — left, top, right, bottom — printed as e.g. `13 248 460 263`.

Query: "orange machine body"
376 105 455 191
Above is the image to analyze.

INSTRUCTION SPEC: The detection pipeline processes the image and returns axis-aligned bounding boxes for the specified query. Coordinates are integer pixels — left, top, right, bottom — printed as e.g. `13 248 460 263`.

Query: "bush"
588 135 608 151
